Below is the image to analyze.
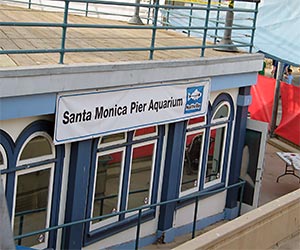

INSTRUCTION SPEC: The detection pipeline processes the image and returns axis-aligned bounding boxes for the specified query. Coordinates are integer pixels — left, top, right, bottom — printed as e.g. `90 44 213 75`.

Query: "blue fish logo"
185 86 203 114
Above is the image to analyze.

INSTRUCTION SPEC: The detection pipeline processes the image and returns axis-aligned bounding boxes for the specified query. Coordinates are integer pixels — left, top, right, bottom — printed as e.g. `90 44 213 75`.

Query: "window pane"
20 136 52 160
205 127 225 183
100 133 125 144
187 116 205 126
14 169 50 247
213 104 229 120
134 126 157 137
181 132 203 192
127 144 154 210
92 151 122 223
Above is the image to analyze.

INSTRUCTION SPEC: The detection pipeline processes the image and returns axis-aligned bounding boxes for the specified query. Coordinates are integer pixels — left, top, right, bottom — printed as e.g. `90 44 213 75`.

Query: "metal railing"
14 179 245 249
0 0 259 64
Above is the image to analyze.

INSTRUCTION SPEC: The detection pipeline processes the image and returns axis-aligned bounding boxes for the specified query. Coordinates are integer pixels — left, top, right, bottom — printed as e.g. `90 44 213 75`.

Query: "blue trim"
237 95 252 107
119 131 133 220
158 121 186 234
199 104 212 188
109 234 157 250
0 94 56 120
211 73 257 92
157 228 176 243
224 207 239 220
63 139 93 249
226 87 250 209
3 120 64 249
151 126 165 204
174 211 225 238
211 93 235 186
0 129 15 219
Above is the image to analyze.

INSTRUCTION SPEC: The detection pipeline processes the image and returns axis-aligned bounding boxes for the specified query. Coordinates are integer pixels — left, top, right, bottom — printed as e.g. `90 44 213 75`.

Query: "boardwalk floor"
0 4 245 67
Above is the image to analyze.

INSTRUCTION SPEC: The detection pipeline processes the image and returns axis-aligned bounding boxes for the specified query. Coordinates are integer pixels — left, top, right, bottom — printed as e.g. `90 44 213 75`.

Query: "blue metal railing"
14 179 245 249
0 0 259 64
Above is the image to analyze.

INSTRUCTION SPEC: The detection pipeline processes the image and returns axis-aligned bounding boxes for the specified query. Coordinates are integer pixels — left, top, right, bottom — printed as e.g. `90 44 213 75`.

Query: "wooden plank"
0 4 242 67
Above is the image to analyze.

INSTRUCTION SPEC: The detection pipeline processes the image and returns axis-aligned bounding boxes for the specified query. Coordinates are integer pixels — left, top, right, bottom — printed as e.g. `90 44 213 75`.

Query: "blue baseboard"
109 209 238 249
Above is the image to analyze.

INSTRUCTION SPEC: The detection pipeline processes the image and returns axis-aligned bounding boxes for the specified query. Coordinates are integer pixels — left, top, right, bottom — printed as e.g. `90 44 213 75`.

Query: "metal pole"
59 0 69 64
149 0 159 60
215 0 238 52
249 2 259 53
214 0 222 45
187 3 193 37
128 0 144 25
85 2 89 17
270 62 284 136
201 0 211 57
192 196 199 239
0 178 15 250
135 208 142 250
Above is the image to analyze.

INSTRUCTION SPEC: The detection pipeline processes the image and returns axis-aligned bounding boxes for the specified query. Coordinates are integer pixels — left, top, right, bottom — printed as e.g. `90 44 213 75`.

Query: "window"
204 102 230 188
179 95 233 195
204 126 226 187
89 126 162 235
179 116 206 196
13 133 55 249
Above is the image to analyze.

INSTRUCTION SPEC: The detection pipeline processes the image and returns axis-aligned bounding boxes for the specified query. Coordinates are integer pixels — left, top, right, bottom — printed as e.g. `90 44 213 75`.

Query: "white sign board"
54 80 210 144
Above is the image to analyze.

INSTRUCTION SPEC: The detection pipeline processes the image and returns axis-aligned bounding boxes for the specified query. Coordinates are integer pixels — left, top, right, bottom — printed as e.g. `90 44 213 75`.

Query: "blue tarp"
244 0 300 66
166 0 300 66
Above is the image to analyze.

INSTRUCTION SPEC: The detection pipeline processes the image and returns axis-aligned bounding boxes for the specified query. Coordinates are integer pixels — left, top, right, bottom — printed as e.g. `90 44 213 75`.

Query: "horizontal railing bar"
0 22 255 31
0 43 252 55
14 180 245 240
3 0 258 13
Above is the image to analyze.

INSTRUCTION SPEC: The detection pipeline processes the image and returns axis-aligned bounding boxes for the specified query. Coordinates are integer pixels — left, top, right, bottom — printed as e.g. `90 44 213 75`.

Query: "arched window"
179 94 234 194
204 101 231 188
13 132 56 249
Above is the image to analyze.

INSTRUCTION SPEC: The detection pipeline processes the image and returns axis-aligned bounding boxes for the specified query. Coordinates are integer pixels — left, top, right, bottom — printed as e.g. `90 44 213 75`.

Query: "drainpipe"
128 0 144 25
215 0 238 52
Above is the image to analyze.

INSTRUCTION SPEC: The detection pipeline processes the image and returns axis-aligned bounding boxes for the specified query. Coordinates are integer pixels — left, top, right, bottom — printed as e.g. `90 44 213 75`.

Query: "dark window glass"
14 169 51 247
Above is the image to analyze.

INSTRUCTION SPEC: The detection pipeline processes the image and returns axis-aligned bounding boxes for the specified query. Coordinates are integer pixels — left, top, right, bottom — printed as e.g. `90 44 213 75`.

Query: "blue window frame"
179 93 235 196
0 120 64 249
85 125 165 244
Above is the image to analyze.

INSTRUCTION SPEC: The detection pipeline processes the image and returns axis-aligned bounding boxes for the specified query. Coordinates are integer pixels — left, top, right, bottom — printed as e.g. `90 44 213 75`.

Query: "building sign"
54 79 210 144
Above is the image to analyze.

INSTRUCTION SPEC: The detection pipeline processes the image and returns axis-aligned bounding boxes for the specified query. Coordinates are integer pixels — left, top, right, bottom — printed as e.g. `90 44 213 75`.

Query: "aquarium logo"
184 86 204 114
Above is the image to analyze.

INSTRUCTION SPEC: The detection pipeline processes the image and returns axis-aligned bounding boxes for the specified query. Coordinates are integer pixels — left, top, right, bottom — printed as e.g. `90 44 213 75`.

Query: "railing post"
128 0 144 25
249 1 259 53
17 215 24 246
192 195 199 239
238 180 245 216
201 0 211 57
187 3 193 37
214 0 222 44
149 0 159 60
85 2 89 17
60 0 69 64
135 208 142 250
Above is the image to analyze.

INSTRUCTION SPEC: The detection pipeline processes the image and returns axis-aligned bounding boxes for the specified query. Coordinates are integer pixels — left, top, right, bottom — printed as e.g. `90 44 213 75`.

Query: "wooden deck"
0 4 245 67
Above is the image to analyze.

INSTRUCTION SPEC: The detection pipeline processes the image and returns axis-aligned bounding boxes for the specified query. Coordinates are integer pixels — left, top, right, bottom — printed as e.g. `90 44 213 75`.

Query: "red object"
275 82 300 146
249 75 276 127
